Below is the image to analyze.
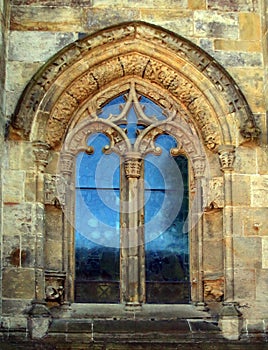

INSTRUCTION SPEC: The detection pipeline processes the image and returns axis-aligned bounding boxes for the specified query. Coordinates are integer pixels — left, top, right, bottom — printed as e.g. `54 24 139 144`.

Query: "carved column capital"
124 152 142 179
59 152 75 177
218 145 236 171
33 141 50 172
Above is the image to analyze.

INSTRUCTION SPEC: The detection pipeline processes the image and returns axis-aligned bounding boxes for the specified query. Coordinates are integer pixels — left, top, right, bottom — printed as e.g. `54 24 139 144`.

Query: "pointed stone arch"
11 21 259 151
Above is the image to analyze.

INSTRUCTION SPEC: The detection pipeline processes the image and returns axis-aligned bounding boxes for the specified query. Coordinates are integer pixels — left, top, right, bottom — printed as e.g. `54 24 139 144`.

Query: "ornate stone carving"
32 141 50 172
240 118 261 142
192 155 206 179
44 174 66 207
45 270 66 305
204 278 224 302
124 153 142 179
218 145 236 171
12 22 255 150
205 177 224 210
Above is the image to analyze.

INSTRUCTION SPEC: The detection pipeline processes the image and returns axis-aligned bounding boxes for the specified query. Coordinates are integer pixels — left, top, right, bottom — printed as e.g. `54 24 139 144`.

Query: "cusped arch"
11 21 260 151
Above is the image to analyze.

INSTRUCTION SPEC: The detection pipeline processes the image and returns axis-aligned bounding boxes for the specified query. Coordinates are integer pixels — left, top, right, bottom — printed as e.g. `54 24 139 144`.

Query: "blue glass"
76 133 120 189
98 95 126 119
145 138 189 289
139 96 166 121
75 133 120 302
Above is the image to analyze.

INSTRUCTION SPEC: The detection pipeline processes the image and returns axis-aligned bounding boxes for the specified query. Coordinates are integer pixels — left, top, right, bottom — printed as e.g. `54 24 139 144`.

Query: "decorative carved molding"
12 22 256 151
218 145 236 171
124 153 142 179
32 141 50 172
45 270 66 305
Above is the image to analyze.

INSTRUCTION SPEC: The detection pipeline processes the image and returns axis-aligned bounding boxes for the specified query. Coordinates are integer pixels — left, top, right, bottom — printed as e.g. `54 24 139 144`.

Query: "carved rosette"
218 145 236 171
32 141 50 172
124 152 142 179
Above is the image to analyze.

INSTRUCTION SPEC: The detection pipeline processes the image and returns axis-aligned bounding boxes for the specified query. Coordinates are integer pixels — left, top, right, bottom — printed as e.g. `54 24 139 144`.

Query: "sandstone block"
213 51 262 68
257 146 268 175
233 237 261 269
8 31 77 63
214 40 261 53
194 11 238 39
227 68 264 113
203 240 223 273
251 175 268 207
10 5 84 32
234 268 255 300
8 141 35 171
207 0 259 12
2 169 25 203
3 203 33 236
232 175 251 206
233 207 268 237
2 268 35 299
85 8 140 31
140 10 193 37
6 61 42 93
239 13 261 41
262 237 268 269
234 146 257 174
188 0 206 10
203 210 223 240
256 269 268 301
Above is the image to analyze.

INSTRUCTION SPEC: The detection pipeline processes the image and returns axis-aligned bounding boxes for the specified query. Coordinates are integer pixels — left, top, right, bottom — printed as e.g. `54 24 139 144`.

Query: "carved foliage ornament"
12 22 258 147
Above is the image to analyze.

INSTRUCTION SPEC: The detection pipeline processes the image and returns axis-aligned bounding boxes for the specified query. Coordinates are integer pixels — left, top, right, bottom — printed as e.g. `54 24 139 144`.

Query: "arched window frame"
59 80 208 308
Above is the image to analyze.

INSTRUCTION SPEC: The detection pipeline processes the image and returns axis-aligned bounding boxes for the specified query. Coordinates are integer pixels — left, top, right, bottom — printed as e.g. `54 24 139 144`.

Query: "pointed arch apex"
11 21 259 149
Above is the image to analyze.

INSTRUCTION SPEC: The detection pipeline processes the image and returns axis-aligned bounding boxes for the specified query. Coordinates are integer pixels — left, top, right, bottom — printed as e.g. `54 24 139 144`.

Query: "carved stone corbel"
218 145 235 171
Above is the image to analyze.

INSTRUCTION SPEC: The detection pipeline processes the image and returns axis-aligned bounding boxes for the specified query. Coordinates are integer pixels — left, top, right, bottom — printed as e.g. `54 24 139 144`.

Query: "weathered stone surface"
262 237 268 269
233 207 268 237
6 61 42 93
8 141 35 171
2 268 35 299
251 175 268 207
194 11 239 39
3 203 33 236
239 13 261 41
2 169 25 203
234 268 256 300
8 31 77 62
10 6 84 31
232 175 251 206
207 0 259 12
233 237 262 269
214 40 261 53
85 8 140 30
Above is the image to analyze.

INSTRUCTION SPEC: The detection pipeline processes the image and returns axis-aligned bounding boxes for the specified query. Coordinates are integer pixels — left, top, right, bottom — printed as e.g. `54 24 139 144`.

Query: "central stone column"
123 152 144 310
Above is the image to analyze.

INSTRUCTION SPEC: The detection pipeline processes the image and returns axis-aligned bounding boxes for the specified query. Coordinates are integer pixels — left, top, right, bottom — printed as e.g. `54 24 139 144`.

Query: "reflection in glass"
75 133 120 303
145 135 190 303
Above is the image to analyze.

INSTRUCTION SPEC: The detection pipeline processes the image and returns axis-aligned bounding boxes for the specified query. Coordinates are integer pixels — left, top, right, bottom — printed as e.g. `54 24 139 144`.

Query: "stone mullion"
60 152 75 303
218 145 236 302
192 156 206 308
32 141 50 304
124 152 143 310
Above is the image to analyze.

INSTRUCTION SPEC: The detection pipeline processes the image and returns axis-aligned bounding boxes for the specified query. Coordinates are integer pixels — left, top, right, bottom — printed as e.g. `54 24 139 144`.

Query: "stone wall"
1 0 268 346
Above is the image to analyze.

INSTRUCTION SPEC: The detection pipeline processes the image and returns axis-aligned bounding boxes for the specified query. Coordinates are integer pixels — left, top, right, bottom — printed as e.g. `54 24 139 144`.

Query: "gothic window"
73 85 191 305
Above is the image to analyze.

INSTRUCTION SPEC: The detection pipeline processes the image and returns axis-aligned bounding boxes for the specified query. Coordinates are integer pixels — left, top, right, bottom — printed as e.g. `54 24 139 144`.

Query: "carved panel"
206 177 224 210
44 174 66 207
204 278 224 302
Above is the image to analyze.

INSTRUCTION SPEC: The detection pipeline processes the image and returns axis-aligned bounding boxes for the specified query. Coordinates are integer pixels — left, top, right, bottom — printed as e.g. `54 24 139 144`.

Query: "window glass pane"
75 133 120 303
145 135 189 303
